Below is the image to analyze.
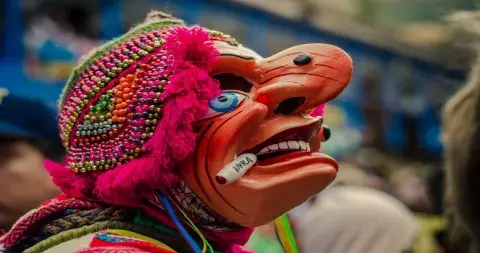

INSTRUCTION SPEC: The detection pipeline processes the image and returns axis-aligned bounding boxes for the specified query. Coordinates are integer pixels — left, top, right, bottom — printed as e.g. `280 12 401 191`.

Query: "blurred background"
1 0 479 252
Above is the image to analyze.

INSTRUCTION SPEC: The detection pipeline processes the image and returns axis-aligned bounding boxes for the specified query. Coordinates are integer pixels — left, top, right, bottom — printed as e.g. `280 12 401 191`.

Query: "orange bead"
127 113 134 118
120 77 127 83
112 116 119 122
117 91 123 97
122 93 131 100
118 117 126 123
116 98 123 104
123 87 131 93
113 110 119 116
118 109 127 116
115 104 123 110
126 74 135 81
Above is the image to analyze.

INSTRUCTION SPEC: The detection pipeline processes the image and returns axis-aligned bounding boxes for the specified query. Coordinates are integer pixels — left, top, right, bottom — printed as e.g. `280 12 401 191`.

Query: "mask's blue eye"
209 92 240 112
199 92 247 120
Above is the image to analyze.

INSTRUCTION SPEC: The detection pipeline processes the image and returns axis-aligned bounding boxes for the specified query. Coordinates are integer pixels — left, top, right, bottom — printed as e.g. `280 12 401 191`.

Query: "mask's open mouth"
241 121 321 166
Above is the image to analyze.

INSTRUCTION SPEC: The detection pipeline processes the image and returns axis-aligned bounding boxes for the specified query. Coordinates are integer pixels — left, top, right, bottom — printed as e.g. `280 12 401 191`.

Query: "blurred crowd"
2 1 480 253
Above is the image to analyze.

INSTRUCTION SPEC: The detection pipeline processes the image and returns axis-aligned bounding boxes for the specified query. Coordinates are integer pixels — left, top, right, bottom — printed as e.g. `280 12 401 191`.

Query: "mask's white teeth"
299 141 307 150
258 147 269 155
279 142 288 149
288 141 300 150
269 144 279 151
255 141 311 155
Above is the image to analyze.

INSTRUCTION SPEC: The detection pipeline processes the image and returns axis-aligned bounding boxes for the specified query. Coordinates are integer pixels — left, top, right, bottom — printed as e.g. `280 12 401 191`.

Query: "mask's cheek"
182 102 268 210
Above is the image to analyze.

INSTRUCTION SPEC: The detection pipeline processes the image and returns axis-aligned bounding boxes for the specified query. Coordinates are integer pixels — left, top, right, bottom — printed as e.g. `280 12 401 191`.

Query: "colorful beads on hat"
59 29 169 173
208 30 239 47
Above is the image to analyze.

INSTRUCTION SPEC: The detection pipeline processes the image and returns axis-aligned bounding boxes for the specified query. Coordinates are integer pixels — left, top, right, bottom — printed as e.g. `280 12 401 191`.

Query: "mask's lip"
250 151 338 176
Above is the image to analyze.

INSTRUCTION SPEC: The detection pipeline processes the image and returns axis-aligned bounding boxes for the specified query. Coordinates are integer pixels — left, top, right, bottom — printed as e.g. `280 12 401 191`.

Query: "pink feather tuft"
81 26 221 206
310 103 327 117
44 159 93 199
163 26 219 71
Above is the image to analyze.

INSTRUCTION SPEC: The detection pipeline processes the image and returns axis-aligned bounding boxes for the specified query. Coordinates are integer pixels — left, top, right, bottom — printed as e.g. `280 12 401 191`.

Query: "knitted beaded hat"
46 11 239 206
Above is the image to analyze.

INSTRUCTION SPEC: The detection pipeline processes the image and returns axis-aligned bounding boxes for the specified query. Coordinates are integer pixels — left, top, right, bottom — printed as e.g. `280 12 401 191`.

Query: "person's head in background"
441 11 480 253
0 91 63 230
298 186 419 253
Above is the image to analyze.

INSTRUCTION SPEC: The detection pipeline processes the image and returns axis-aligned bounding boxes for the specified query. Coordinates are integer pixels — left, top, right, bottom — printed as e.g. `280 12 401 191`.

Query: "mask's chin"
206 151 338 227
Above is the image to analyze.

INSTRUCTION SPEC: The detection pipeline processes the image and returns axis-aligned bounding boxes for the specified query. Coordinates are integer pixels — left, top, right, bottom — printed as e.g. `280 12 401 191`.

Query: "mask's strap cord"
156 191 203 253
274 214 300 253
166 195 214 253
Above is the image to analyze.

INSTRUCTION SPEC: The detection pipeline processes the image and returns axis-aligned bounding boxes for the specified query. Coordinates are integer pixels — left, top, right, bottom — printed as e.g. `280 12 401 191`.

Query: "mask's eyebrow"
220 53 255 60
215 42 261 60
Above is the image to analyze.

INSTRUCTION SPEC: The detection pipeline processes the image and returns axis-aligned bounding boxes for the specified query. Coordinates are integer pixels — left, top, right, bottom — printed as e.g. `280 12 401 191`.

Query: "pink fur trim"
310 103 327 117
47 26 221 207
44 159 94 199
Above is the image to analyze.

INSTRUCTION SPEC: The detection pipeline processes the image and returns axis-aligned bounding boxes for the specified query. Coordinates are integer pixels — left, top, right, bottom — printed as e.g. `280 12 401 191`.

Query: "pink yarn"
310 103 327 117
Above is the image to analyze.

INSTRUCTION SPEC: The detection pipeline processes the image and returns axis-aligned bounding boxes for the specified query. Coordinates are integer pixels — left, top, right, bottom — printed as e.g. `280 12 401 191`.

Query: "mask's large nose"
253 44 353 115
